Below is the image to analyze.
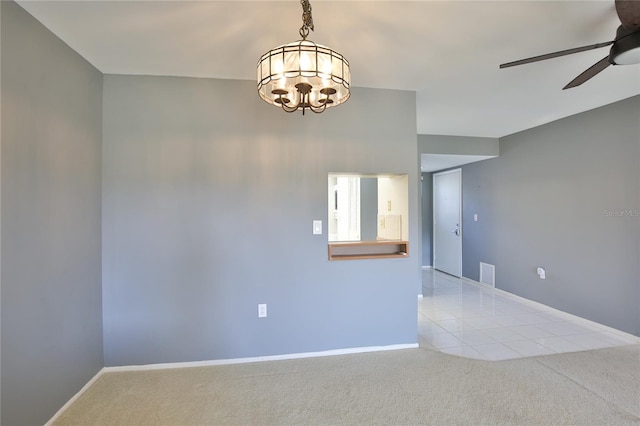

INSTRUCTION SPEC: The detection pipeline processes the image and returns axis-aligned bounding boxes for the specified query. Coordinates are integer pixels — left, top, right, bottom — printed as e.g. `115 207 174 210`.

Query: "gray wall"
102 75 420 366
1 2 104 425
461 96 640 336
417 135 498 269
360 177 378 241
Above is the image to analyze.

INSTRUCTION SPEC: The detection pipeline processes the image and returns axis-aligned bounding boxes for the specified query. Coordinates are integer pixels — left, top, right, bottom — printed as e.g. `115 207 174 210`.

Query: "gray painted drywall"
461 96 640 336
1 2 104 425
0 1 3 422
102 75 420 366
417 135 498 269
421 173 433 267
360 177 378 241
418 134 499 156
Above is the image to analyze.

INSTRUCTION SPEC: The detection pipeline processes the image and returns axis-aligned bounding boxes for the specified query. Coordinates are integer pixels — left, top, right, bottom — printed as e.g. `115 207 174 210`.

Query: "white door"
433 169 462 277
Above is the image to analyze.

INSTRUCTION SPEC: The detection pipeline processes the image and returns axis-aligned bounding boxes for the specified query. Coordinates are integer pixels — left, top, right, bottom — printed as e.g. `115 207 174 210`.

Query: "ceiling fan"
500 0 640 89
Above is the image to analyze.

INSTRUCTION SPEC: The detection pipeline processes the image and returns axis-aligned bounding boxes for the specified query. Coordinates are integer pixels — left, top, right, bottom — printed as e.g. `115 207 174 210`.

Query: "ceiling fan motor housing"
610 25 640 65
616 0 640 31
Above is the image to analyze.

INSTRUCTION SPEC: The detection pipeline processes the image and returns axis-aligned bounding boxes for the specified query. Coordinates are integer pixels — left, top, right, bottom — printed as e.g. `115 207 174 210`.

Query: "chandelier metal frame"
257 0 351 115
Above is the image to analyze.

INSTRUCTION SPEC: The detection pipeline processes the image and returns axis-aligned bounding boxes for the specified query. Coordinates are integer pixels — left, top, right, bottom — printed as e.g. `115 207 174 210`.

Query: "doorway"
433 169 462 277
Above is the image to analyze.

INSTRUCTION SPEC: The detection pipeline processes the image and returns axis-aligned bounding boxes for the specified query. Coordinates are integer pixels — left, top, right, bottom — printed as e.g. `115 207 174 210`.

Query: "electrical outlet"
536 267 546 280
258 304 267 318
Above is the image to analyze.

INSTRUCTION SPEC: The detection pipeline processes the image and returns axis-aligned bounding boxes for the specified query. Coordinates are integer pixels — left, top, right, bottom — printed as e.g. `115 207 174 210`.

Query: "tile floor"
418 269 640 361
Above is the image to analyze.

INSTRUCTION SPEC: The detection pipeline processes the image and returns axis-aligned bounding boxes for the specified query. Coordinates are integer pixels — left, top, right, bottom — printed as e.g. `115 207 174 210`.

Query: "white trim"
461 276 492 288
45 368 105 426
474 278 559 311
421 265 433 270
47 344 418 421
463 275 577 311
458 275 640 342
103 344 419 373
417 294 424 299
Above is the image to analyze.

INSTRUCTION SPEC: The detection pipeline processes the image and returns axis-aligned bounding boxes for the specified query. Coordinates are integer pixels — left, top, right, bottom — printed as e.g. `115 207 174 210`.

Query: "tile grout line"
419 270 639 361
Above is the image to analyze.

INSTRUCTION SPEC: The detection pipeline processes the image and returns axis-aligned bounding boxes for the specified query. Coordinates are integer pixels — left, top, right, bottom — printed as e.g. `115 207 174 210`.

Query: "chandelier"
257 0 351 115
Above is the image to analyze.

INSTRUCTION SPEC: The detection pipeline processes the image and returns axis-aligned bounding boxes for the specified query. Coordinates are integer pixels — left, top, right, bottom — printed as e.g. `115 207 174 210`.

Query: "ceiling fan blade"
500 41 614 68
562 56 611 89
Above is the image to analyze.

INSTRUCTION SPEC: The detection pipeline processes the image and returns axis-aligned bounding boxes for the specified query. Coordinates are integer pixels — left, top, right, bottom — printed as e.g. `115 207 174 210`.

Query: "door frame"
432 168 462 277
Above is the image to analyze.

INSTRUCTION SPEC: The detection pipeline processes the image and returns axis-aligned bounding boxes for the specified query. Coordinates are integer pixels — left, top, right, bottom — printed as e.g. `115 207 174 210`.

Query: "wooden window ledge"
328 241 409 261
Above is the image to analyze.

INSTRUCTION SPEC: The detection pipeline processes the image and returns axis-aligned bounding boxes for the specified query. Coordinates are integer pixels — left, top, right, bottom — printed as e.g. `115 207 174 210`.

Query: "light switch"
258 304 267 318
474 214 478 222
313 220 322 235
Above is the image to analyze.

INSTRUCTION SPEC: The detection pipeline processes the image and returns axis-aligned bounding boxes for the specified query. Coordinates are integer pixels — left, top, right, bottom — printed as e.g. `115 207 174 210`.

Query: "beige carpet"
53 345 640 425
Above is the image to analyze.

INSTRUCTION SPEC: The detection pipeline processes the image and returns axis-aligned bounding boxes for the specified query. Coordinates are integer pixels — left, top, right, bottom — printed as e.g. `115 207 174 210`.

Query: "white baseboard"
103 343 420 373
47 343 418 422
462 276 551 308
45 367 105 426
458 276 640 342
461 276 486 287
421 265 433 270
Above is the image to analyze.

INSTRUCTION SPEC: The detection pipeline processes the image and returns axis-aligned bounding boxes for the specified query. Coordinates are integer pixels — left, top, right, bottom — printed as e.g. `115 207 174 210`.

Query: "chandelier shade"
257 40 350 113
256 0 351 115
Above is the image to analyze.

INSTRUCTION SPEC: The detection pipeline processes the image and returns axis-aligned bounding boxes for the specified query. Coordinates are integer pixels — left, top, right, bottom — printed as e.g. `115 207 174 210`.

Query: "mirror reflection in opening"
328 174 408 242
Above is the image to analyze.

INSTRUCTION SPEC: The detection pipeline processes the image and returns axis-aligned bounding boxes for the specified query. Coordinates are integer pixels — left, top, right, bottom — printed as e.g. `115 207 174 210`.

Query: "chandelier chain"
299 0 314 40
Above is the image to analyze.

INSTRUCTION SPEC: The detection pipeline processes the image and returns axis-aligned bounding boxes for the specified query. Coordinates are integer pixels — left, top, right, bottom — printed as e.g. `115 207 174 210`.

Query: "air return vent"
480 262 495 287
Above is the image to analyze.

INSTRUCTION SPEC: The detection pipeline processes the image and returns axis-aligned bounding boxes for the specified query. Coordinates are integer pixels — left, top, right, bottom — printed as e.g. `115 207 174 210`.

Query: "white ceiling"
16 0 640 138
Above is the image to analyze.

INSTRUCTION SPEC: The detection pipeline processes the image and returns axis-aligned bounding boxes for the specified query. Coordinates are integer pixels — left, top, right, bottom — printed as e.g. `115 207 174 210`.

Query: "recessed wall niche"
327 173 409 260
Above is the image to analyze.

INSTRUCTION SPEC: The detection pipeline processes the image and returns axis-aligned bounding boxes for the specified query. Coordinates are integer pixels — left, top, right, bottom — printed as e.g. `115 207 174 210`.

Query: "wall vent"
479 262 495 287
